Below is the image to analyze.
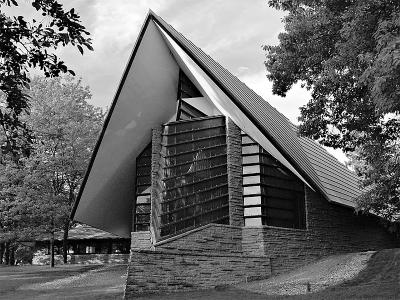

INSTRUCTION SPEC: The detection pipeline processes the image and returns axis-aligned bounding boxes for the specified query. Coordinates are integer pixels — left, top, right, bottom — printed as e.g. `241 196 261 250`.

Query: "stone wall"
226 119 244 227
241 187 399 274
125 185 399 296
32 253 129 265
131 231 152 250
155 224 242 254
125 186 399 297
125 249 270 297
150 127 163 242
148 186 398 277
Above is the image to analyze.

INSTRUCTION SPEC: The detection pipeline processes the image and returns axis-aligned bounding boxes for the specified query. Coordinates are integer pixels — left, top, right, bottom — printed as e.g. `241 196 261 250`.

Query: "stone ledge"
154 223 242 246
242 225 309 232
131 249 269 259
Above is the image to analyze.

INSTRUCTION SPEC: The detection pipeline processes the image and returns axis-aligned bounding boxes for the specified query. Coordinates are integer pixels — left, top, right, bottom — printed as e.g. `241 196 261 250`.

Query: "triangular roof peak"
71 11 361 237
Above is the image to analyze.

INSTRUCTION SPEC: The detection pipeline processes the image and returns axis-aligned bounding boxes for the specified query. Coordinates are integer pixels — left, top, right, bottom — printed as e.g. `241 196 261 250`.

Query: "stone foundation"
124 186 399 297
125 249 270 296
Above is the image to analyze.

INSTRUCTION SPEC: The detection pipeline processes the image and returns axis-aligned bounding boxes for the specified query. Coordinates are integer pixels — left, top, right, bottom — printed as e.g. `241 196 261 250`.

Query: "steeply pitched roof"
149 11 362 207
71 11 362 237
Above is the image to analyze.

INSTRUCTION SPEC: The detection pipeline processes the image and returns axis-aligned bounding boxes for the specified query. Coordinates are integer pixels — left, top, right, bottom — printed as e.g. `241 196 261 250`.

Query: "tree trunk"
4 242 10 265
9 244 15 266
50 232 55 268
0 242 4 264
62 219 70 264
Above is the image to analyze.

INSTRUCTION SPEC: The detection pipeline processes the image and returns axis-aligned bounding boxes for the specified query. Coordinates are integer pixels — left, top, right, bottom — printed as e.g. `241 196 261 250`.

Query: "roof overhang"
71 16 180 237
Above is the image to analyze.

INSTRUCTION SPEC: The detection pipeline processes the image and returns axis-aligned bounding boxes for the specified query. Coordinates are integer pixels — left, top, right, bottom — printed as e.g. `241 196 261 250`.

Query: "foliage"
0 0 92 157
0 76 103 244
14 243 33 264
347 122 400 221
265 0 400 219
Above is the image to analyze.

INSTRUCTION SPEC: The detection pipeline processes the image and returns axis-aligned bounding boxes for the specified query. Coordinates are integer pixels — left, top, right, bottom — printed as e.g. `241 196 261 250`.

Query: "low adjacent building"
33 224 130 265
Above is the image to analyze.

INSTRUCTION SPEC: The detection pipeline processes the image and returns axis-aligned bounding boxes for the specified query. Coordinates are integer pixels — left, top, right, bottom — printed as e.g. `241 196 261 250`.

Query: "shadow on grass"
285 249 400 300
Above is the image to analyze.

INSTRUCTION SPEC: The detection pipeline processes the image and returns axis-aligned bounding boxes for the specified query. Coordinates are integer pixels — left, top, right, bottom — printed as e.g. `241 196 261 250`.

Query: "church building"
71 11 398 297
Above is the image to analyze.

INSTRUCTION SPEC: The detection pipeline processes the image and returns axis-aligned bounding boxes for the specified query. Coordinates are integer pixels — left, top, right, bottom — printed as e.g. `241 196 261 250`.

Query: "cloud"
3 0 348 163
53 0 172 107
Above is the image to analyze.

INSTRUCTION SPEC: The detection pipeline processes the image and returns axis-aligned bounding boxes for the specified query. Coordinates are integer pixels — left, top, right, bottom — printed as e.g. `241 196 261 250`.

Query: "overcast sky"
8 0 347 162
53 0 311 120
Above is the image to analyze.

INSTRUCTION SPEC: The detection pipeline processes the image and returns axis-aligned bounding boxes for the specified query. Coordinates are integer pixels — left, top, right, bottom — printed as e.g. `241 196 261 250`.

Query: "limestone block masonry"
125 192 399 298
241 187 399 274
125 250 270 296
226 118 244 227
150 127 163 242
131 231 152 250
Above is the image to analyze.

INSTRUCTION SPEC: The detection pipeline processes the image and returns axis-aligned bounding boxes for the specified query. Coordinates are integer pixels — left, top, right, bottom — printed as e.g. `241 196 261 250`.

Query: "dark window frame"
160 116 229 238
133 143 152 232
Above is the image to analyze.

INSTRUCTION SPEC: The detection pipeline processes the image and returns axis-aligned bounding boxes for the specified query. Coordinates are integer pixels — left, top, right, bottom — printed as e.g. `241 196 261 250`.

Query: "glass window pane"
244 207 262 216
136 176 151 186
243 165 260 174
161 116 228 238
243 185 261 195
137 185 151 194
134 143 152 232
135 214 150 223
244 218 262 227
136 195 151 204
136 204 150 214
135 224 149 231
244 196 262 206
243 175 260 185
243 155 259 164
242 145 259 155
241 135 255 145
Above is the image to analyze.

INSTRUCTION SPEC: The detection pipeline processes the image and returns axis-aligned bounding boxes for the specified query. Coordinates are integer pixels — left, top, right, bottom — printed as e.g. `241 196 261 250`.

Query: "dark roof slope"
38 225 127 241
149 11 361 207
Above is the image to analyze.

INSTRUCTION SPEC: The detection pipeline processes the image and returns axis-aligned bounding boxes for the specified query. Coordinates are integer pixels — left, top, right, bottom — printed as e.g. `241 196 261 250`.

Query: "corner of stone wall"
131 231 152 250
150 127 163 243
226 118 244 227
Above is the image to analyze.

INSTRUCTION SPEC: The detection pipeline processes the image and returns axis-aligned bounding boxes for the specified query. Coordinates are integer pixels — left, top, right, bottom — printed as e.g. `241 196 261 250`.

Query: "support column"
226 118 244 227
150 127 163 243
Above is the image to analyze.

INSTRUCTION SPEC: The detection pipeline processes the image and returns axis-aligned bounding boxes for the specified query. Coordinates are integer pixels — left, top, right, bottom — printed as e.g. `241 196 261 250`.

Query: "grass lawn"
292 249 400 300
1 249 399 299
0 264 126 300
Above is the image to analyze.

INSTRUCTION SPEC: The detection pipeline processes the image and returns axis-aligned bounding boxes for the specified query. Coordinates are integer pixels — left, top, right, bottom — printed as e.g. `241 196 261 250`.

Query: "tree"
0 155 25 265
265 0 400 220
0 0 92 157
0 76 103 265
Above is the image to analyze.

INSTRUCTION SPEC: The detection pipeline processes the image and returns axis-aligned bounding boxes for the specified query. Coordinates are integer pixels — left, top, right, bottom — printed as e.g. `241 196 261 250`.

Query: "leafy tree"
265 0 400 219
0 0 92 157
0 76 103 265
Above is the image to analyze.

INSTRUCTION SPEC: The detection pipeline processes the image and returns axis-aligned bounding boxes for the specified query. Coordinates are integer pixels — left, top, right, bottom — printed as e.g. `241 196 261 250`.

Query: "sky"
7 0 347 162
